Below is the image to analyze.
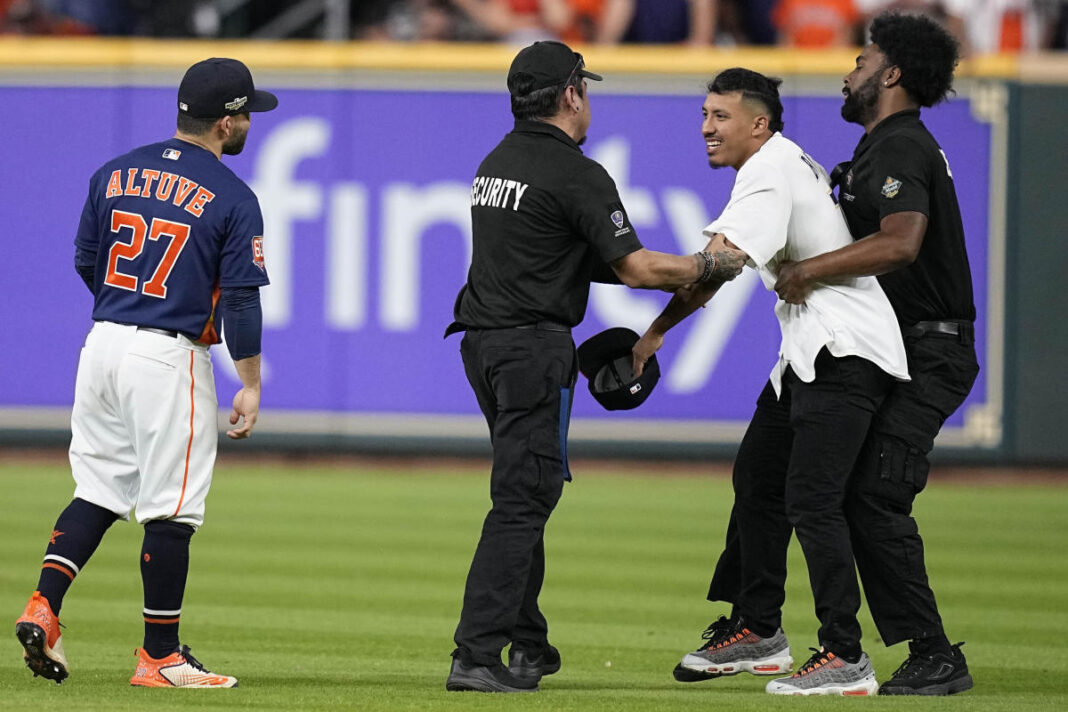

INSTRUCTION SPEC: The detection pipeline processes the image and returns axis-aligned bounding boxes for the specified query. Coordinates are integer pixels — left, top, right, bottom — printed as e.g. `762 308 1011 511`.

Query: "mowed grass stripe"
2 460 1066 711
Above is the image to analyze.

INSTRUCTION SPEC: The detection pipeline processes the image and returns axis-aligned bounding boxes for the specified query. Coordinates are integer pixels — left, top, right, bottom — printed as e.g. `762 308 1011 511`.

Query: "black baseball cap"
507 40 603 96
577 328 660 411
178 58 278 119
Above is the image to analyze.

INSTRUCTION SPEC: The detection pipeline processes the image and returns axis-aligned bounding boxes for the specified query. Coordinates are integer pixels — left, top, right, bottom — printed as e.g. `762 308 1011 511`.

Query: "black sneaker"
508 644 561 682
445 658 538 693
878 642 973 696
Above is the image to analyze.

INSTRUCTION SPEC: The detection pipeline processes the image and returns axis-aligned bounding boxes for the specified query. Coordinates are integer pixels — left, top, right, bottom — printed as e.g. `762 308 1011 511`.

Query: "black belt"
905 320 973 344
445 320 571 337
137 326 180 338
514 321 571 333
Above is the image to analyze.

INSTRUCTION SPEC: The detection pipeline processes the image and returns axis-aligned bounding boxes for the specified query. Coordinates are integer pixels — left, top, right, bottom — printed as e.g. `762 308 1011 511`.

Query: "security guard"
444 40 744 693
775 12 978 696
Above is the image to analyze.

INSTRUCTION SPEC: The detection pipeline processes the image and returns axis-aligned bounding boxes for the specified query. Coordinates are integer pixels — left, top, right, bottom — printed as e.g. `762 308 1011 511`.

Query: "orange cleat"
15 591 69 684
130 645 238 688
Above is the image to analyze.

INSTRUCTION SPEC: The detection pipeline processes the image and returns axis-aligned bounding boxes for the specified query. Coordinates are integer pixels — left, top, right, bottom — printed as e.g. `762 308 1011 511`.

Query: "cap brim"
578 69 603 82
247 89 278 113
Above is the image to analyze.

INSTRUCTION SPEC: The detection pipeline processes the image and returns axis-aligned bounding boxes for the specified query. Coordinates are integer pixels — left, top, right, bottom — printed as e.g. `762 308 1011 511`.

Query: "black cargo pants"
708 329 979 649
844 328 979 646
452 326 577 666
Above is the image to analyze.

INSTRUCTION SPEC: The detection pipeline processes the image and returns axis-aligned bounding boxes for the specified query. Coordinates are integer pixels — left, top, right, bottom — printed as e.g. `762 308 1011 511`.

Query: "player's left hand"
775 260 814 304
632 331 664 377
227 387 260 439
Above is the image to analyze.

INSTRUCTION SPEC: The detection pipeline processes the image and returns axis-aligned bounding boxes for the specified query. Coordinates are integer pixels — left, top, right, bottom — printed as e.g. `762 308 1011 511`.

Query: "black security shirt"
838 110 976 325
453 120 642 329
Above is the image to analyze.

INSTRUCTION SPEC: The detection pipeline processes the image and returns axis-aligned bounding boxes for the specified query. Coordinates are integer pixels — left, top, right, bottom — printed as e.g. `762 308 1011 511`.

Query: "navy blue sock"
35 498 118 616
141 520 194 659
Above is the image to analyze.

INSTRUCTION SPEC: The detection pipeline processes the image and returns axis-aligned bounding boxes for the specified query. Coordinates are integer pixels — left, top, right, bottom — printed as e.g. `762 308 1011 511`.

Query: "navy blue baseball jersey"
74 138 270 342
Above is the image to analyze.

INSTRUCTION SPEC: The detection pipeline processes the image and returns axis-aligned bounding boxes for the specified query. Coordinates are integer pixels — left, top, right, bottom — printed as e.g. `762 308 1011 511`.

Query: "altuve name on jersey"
471 175 529 211
104 168 216 218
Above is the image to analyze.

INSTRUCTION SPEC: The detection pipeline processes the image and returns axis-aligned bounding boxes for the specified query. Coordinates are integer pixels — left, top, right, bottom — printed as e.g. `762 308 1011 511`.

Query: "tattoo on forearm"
713 249 746 281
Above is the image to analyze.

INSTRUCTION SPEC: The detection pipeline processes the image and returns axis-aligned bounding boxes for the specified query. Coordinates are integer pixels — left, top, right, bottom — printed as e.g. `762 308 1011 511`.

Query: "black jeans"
714 350 891 658
709 332 979 649
844 331 979 645
452 327 577 666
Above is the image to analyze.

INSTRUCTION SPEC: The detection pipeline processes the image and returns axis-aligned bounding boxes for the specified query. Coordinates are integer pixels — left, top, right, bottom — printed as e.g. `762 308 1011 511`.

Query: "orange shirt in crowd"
773 0 859 47
558 0 605 43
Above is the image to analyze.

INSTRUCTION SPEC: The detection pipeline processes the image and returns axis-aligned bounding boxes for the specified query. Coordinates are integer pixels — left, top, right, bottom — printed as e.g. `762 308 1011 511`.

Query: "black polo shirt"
838 110 976 325
452 120 643 329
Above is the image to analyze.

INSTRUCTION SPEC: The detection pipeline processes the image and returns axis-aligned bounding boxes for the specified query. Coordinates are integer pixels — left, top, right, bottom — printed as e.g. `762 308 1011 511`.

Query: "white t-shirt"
705 132 909 396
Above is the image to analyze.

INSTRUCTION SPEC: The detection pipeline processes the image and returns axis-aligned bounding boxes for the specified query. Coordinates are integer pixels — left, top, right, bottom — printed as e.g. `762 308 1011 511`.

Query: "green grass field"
1 455 1066 711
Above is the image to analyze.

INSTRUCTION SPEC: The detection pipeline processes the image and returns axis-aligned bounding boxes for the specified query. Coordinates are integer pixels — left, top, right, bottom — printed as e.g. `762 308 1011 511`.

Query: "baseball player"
14 58 275 688
632 68 909 696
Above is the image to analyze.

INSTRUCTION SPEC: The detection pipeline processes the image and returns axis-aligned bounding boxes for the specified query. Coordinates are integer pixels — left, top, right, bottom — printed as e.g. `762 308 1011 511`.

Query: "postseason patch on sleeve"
251 236 266 271
610 209 631 237
881 176 902 199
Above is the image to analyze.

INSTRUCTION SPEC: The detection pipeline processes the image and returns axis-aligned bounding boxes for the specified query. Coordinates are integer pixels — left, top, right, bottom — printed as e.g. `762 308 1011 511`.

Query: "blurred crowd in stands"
2 0 1067 53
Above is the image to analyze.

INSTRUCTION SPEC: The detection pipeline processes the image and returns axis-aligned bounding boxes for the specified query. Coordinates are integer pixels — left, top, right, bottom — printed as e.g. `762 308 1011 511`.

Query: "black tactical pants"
711 350 891 658
708 330 979 649
452 327 577 666
844 330 979 646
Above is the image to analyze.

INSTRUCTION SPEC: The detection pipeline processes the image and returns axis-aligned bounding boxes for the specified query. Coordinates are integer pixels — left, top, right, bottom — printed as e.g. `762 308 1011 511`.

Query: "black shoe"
508 644 561 682
445 658 538 693
878 642 974 695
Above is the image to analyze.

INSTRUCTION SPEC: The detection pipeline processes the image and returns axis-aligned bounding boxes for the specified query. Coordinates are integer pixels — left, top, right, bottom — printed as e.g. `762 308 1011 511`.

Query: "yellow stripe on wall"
0 37 1026 79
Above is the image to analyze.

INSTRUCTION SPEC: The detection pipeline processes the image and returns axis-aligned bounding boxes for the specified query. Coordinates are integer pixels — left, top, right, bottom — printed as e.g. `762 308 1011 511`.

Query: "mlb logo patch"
251 236 266 271
162 148 182 160
881 176 902 199
610 210 625 229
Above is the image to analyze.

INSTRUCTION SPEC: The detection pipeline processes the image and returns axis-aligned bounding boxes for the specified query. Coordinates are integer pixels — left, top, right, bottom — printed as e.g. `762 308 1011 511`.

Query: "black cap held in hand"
507 40 603 96
178 58 278 119
577 328 660 411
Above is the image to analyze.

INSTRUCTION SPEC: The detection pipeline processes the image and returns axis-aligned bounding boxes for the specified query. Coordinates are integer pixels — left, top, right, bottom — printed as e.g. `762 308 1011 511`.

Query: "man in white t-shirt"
632 68 909 696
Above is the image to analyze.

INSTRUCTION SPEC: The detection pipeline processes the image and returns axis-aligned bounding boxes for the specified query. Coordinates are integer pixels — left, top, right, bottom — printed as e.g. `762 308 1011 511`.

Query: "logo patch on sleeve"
881 176 902 199
162 148 181 160
610 210 625 228
251 236 266 271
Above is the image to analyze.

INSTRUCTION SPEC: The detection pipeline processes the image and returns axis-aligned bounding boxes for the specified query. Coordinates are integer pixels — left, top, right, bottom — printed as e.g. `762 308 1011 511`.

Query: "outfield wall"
0 40 1064 463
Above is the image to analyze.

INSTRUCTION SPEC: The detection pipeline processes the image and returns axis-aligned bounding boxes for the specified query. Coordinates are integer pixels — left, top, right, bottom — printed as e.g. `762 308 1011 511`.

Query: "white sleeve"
703 160 790 269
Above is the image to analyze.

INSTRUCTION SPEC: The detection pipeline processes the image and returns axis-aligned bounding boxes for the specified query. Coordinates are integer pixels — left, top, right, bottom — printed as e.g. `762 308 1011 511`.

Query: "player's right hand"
227 387 261 439
632 331 664 377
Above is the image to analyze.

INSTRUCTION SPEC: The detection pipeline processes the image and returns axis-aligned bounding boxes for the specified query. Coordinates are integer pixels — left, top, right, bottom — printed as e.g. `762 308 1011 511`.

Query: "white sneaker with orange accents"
674 616 793 682
130 645 238 688
766 648 879 696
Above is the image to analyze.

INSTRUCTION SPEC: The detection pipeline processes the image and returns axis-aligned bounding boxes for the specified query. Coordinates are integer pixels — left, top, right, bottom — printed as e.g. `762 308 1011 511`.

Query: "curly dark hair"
707 68 785 133
870 11 959 107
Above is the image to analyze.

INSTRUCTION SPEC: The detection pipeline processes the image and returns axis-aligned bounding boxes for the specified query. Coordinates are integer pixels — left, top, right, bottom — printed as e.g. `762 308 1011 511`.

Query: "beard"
841 71 882 126
222 128 248 155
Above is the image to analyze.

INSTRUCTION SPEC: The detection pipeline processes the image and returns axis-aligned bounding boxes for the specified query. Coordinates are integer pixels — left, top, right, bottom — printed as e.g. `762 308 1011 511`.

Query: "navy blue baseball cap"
577 328 660 411
178 58 278 119
507 40 603 96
